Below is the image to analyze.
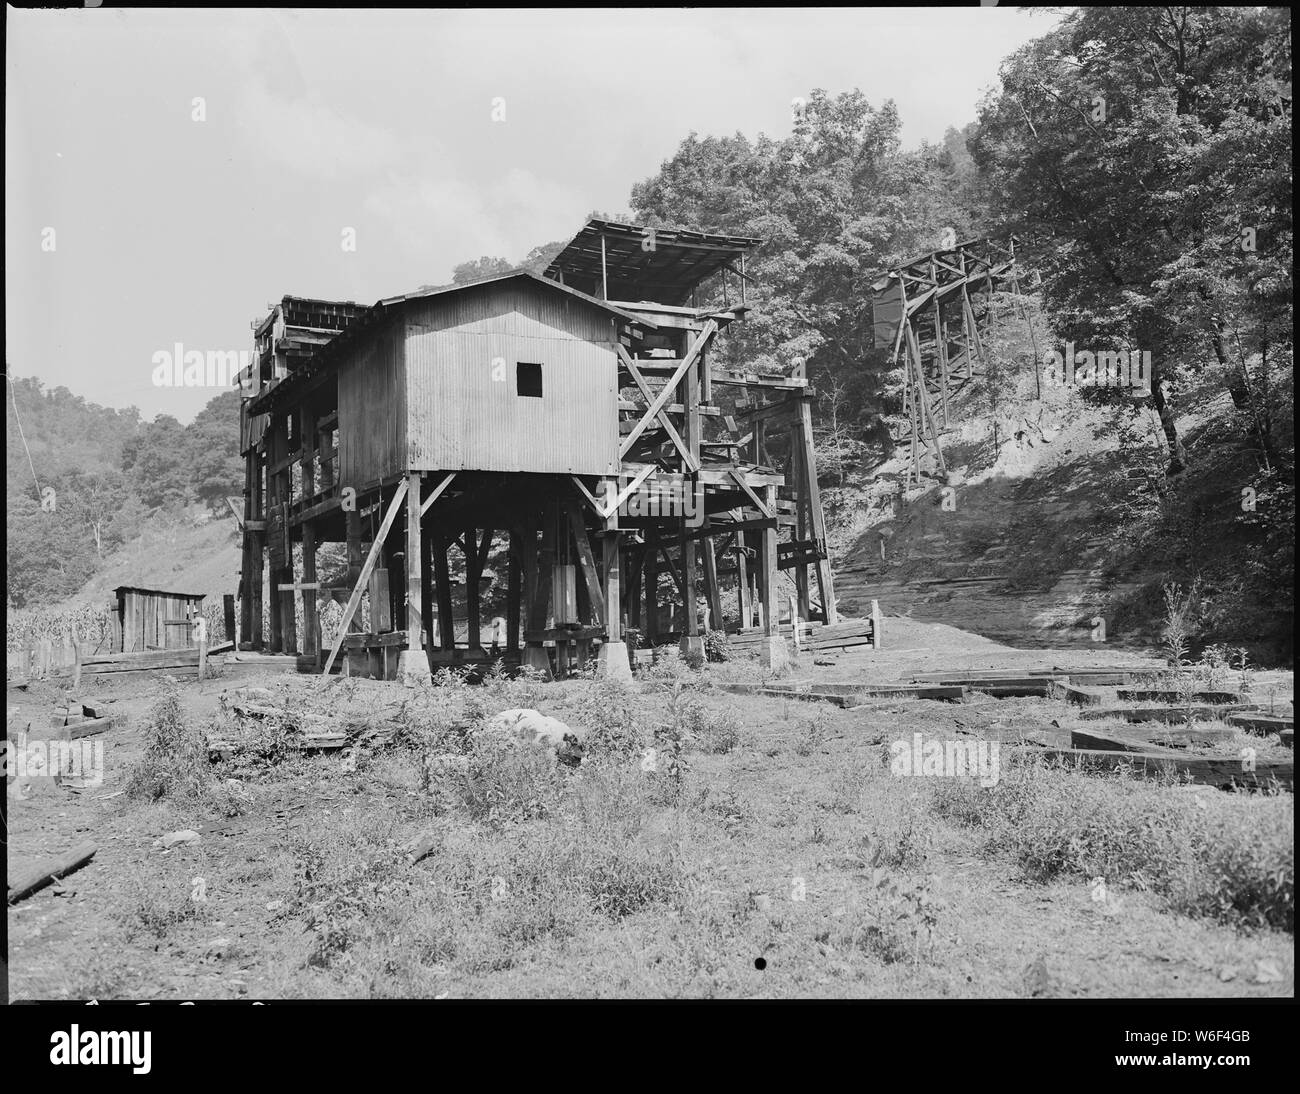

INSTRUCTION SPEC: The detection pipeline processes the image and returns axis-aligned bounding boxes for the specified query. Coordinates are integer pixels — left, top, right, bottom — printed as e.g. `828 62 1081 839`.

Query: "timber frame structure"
870 238 1030 485
235 218 837 680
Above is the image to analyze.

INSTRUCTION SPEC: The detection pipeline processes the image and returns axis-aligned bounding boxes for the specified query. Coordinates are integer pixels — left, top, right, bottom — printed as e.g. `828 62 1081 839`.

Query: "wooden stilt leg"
400 471 429 682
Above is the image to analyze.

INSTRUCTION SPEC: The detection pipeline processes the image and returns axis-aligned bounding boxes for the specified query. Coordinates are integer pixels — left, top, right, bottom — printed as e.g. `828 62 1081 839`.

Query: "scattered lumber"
911 667 1156 686
1117 689 1241 704
80 647 204 678
1080 705 1252 724
719 681 963 702
12 716 127 742
222 652 319 674
1068 727 1234 753
1047 680 1107 706
1014 747 1292 790
1226 711 1294 735
8 842 97 904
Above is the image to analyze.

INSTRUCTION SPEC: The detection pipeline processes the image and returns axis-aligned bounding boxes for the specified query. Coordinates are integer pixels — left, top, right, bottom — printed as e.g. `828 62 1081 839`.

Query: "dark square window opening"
517 361 543 398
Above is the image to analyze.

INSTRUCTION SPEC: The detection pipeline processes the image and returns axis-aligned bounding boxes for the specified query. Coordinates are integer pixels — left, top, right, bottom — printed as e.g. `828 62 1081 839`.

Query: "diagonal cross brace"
617 320 716 472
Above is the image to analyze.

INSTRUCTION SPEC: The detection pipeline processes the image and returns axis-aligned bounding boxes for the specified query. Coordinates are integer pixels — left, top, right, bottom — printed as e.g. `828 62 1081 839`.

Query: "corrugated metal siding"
403 282 619 475
339 319 406 486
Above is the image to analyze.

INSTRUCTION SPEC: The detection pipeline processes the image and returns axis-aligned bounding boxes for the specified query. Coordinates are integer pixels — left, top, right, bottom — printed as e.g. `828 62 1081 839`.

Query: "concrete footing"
760 635 790 674
597 640 633 682
397 651 432 686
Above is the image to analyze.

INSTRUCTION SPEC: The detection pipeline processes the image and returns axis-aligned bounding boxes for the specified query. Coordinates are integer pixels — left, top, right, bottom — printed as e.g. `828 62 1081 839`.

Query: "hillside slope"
824 363 1288 662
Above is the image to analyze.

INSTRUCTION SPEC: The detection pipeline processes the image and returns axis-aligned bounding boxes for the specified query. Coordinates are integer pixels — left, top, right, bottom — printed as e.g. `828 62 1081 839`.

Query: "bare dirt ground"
6 619 1293 1000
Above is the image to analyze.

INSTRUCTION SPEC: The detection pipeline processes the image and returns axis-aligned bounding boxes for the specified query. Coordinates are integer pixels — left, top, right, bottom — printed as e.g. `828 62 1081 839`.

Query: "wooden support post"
597 525 631 681
760 486 789 671
644 530 659 644
434 531 454 651
506 529 522 656
465 526 486 657
267 418 284 652
249 445 266 649
400 471 429 682
296 525 317 659
239 448 256 647
796 396 837 624
737 539 752 631
223 594 237 647
626 547 643 631
420 512 435 662
680 331 704 661
792 421 811 621
299 406 319 658
524 502 556 675
701 529 723 633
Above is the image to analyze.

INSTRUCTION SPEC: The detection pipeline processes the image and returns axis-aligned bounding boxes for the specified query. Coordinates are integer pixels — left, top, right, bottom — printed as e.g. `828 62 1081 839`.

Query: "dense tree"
451 256 514 284
969 6 1292 474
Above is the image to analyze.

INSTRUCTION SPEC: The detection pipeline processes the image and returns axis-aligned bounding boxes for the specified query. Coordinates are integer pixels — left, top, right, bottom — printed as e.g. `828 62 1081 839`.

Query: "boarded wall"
338 318 407 487
403 282 620 476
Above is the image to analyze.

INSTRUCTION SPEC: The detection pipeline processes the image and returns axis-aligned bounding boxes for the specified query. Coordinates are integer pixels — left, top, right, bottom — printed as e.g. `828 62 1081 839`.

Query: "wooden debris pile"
206 682 409 759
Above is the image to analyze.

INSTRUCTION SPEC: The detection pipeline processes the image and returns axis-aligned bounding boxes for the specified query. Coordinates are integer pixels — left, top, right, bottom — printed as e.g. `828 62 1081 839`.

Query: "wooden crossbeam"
565 504 606 624
590 465 655 519
617 321 715 465
320 479 409 678
728 468 773 519
419 471 457 516
616 345 701 473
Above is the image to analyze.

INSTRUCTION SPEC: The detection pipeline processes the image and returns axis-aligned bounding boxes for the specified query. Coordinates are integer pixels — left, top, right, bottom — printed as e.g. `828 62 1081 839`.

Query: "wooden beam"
617 321 715 462
320 479 409 677
419 471 458 517
406 472 424 671
566 505 606 624
729 467 773 519
616 346 700 473
8 843 97 905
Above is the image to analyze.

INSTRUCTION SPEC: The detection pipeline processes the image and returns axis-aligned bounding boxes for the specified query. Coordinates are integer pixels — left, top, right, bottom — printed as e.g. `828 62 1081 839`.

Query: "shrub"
125 679 214 803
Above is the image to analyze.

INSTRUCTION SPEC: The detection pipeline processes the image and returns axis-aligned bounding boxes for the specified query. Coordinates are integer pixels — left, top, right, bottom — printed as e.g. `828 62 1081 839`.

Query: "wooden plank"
1014 747 1292 790
1226 711 1295 735
1118 689 1242 704
1080 705 1253 724
728 467 773 519
10 715 128 742
566 505 606 625
1047 680 1107 706
321 479 410 677
419 471 458 517
8 843 97 905
618 320 715 461
616 347 700 473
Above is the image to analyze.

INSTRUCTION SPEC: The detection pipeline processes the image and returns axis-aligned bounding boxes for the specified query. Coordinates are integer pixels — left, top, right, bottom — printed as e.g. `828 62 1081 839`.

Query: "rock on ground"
484 708 586 765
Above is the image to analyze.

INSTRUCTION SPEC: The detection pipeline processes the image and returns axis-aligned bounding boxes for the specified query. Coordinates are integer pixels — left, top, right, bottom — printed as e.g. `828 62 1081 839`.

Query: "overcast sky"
6 6 1059 422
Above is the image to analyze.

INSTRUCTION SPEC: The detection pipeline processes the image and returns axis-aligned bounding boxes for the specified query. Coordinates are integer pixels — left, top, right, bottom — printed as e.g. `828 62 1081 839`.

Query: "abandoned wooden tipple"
236 218 838 679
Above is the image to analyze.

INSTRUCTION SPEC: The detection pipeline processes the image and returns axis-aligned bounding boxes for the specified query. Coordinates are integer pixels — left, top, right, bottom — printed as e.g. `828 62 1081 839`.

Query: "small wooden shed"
112 586 207 653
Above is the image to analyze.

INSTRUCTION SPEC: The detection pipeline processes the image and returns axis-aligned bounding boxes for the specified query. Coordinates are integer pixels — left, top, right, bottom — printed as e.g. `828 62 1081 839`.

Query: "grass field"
6 648 1293 1000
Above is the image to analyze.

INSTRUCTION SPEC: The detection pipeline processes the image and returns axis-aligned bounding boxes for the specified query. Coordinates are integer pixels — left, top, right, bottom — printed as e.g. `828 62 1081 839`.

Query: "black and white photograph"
4 1 1293 1042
